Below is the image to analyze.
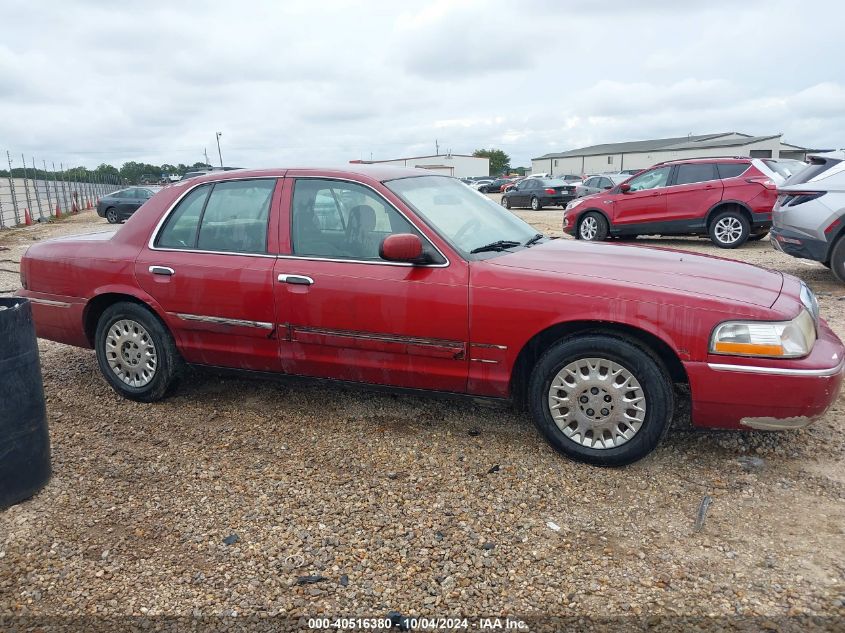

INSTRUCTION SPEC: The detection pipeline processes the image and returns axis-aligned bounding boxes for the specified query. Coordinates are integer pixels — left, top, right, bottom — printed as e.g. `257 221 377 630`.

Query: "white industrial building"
531 132 814 178
349 153 489 178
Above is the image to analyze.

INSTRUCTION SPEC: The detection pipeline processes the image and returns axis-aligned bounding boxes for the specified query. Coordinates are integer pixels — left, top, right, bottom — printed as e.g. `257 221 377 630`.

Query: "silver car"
575 173 628 197
770 150 845 283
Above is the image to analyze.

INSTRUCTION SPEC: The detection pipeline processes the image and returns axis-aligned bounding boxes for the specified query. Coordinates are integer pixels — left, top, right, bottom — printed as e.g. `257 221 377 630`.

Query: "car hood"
488 239 784 308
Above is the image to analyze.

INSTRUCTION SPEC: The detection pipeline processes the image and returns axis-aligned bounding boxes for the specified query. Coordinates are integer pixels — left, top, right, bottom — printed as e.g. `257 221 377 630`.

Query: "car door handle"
278 274 314 286
149 266 174 276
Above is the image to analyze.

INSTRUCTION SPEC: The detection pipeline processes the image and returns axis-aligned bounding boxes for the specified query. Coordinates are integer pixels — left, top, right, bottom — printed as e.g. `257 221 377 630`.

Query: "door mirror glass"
380 233 424 263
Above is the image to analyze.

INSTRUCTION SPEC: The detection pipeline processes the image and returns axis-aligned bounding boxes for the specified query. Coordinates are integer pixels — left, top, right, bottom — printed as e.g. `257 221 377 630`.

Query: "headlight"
566 199 583 210
710 309 817 358
799 282 819 324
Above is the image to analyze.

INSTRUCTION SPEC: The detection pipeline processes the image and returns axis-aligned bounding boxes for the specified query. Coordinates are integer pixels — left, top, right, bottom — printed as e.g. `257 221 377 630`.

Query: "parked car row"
96 186 161 224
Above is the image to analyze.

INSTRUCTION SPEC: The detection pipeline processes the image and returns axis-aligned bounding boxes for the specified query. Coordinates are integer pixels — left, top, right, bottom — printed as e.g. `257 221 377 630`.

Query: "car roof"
654 156 750 167
172 165 439 186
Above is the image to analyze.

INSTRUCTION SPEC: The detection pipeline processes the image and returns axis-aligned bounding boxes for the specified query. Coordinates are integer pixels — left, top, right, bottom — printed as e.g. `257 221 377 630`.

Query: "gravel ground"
1 207 844 629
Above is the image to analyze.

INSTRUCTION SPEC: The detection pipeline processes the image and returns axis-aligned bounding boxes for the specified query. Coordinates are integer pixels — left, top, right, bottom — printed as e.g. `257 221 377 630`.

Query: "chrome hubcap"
531 198 539 209
714 217 742 244
105 319 157 387
547 357 646 449
580 216 598 240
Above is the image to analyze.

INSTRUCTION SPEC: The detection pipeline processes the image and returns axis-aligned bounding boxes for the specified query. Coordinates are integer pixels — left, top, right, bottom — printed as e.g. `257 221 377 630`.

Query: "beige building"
531 132 813 178
349 153 489 178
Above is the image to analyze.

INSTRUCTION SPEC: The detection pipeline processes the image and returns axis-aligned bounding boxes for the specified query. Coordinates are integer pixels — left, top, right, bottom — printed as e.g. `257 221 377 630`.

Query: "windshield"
386 176 538 256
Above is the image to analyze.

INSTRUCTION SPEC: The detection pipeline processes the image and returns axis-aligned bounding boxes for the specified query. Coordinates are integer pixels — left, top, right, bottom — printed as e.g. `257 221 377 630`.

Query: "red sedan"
16 167 844 465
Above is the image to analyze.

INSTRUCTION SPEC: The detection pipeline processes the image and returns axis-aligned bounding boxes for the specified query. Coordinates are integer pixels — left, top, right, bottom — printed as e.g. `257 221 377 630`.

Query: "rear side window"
196 180 275 253
156 185 211 249
784 156 841 186
716 163 750 179
674 163 717 185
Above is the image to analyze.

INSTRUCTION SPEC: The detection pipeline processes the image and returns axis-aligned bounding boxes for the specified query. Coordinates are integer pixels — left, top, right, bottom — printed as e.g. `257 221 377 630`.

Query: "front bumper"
770 226 830 263
684 319 844 430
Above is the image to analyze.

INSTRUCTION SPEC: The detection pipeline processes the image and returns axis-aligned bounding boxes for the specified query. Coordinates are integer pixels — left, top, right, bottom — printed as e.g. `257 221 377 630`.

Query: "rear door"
273 175 470 392
662 163 722 228
134 178 283 371
611 166 671 227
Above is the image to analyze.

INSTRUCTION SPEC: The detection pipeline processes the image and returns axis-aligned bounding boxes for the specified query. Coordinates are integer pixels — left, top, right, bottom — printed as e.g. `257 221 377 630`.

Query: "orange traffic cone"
24 208 32 226
55 203 62 218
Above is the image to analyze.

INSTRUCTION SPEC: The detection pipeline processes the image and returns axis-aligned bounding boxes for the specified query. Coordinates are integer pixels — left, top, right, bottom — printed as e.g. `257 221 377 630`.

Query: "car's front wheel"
578 212 608 241
530 196 542 210
95 302 183 402
105 207 119 224
709 210 750 248
528 335 674 466
501 196 511 209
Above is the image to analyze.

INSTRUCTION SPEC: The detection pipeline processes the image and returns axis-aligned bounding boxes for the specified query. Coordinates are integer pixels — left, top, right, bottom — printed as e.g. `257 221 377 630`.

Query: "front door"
273 176 470 392
135 178 283 371
611 165 671 228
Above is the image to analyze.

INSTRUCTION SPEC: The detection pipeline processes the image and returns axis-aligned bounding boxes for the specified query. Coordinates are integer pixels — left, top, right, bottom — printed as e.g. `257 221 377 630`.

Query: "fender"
84 283 180 345
704 199 752 226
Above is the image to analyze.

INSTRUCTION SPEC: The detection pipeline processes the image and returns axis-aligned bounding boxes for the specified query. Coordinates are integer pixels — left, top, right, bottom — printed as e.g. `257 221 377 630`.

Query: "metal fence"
0 151 122 228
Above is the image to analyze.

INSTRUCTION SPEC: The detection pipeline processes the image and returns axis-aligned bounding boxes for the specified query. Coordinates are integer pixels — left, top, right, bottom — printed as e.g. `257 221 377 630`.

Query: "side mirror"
380 233 426 264
619 183 631 193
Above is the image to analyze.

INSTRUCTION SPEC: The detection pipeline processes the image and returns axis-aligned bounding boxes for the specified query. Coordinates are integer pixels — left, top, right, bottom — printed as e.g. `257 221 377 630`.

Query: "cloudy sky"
1 0 843 170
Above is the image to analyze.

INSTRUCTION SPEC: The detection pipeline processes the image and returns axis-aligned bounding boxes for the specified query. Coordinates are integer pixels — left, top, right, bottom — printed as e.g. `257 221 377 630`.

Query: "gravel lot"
1 206 844 629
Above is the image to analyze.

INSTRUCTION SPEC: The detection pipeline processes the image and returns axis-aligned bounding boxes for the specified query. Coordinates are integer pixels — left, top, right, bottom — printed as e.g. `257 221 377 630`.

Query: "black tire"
480 187 489 194
527 335 674 466
95 302 183 402
830 235 845 284
501 196 511 209
578 212 609 241
748 231 769 242
105 207 119 224
530 196 542 210
708 209 750 248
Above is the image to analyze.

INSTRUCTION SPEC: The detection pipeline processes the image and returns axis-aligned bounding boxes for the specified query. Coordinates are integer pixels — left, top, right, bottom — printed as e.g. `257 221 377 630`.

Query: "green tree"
473 148 511 176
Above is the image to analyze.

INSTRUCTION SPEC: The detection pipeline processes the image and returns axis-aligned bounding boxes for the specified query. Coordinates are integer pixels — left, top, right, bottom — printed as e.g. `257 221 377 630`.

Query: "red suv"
563 158 778 248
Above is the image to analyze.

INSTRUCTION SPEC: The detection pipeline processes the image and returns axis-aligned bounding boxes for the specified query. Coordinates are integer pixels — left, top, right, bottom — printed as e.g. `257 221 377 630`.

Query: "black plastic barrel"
0 297 51 508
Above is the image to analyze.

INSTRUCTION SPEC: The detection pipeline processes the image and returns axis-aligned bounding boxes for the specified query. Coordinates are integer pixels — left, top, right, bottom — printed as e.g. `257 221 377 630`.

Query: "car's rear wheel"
830 235 845 284
530 196 542 210
528 335 673 466
578 212 608 241
95 302 183 402
105 207 119 224
501 196 511 209
709 210 750 248
748 230 769 242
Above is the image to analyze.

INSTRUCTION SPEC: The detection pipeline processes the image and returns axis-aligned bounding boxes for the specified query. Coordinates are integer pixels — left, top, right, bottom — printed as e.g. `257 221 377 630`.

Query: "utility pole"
204 147 209 167
215 132 223 167
435 139 439 155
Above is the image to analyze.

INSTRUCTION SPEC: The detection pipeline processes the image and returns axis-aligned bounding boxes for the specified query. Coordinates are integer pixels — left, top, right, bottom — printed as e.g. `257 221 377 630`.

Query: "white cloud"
0 0 842 170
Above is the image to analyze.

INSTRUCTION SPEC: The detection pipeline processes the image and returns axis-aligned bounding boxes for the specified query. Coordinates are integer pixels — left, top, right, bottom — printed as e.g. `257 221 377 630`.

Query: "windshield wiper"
470 240 521 254
524 233 544 247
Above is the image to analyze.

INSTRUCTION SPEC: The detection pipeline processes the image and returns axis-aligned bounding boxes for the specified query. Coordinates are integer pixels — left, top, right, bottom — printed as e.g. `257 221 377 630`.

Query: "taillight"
746 177 777 190
824 218 841 234
545 188 555 194
776 191 825 207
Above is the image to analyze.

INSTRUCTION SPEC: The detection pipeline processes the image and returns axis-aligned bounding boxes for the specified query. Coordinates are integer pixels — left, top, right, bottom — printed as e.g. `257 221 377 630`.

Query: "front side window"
627 166 672 191
291 179 433 262
674 163 717 185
